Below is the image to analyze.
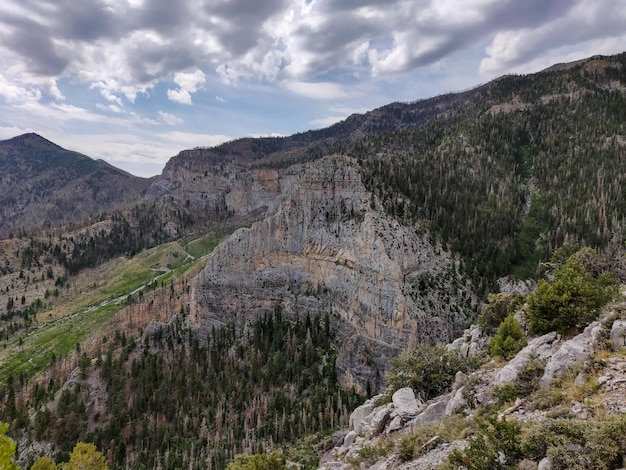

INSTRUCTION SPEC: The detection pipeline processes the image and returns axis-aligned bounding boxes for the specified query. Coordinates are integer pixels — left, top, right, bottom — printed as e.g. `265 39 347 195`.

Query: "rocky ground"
319 304 626 470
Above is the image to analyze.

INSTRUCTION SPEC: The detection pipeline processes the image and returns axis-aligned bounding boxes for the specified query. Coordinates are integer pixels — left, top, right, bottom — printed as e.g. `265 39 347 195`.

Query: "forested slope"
351 54 626 287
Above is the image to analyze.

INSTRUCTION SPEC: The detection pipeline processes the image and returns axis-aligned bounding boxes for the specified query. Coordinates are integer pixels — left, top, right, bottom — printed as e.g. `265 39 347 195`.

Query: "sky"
0 0 625 177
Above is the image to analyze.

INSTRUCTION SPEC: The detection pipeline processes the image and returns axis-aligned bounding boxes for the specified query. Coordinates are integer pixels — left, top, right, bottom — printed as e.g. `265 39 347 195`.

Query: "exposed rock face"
147 156 301 223
610 319 626 349
539 321 602 387
190 155 476 392
495 332 558 386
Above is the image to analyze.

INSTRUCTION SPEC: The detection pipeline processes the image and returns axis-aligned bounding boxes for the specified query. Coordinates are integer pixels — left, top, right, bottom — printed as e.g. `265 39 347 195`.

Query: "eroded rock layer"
191 155 476 391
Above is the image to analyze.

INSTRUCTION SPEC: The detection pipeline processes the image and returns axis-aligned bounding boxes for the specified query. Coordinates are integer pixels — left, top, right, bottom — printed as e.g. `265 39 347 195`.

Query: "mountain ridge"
0 132 152 235
1 50 626 470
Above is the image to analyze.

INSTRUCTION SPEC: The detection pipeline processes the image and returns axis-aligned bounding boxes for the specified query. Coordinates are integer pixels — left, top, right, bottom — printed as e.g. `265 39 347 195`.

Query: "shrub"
398 436 416 462
527 250 616 335
446 412 522 470
0 422 19 470
386 344 479 400
478 293 515 333
226 452 287 470
521 416 626 469
488 314 527 360
493 357 544 405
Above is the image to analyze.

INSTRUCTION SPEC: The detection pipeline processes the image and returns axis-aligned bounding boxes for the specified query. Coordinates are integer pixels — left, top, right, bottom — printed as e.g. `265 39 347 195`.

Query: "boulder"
369 404 392 436
445 386 466 416
411 393 452 428
349 401 374 435
495 332 557 386
342 430 357 448
385 415 403 434
449 324 488 358
539 322 602 388
538 456 552 470
610 320 626 350
392 387 420 419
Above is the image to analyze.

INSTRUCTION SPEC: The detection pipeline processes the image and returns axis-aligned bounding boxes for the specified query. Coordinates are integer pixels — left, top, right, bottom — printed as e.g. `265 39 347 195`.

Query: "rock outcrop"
147 156 301 223
190 155 476 392
539 321 602 387
322 315 626 470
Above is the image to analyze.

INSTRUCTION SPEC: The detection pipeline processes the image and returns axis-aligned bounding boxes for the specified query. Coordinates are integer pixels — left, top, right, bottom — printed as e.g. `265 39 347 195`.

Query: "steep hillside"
320 248 626 469
354 53 626 286
0 133 152 234
148 53 626 289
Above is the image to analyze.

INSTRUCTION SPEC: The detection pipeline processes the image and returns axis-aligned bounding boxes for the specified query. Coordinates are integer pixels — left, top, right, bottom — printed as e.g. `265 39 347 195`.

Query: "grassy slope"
0 233 218 384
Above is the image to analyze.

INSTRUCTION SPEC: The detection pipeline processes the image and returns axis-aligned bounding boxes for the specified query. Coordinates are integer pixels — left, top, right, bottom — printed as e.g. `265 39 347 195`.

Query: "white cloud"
0 73 41 102
167 88 192 105
310 116 344 128
158 110 183 126
479 0 626 76
167 69 206 105
1 0 626 178
0 125 35 140
96 103 124 113
283 81 348 100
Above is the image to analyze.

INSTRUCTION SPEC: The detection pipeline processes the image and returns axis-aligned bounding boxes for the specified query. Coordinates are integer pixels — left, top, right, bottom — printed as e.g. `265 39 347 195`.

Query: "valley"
0 51 626 469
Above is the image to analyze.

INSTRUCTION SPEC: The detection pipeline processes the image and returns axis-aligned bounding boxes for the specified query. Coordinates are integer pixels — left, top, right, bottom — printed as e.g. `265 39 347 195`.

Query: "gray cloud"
0 0 624 99
3 22 68 76
131 0 191 35
206 0 288 55
52 0 121 41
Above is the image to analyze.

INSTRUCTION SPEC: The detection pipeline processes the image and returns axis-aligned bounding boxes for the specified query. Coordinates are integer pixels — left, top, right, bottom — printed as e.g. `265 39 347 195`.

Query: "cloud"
158 110 183 126
282 81 348 100
1 0 625 178
480 0 626 75
0 73 42 102
167 69 206 104
1 0 624 100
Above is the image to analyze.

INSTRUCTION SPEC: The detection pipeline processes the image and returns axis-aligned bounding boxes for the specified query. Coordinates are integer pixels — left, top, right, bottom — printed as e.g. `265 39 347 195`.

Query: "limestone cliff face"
147 149 300 222
190 156 476 392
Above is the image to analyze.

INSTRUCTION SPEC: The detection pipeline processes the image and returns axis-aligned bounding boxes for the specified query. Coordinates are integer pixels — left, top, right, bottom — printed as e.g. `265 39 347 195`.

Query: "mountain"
190 156 476 393
148 53 626 287
0 133 152 235
1 52 626 470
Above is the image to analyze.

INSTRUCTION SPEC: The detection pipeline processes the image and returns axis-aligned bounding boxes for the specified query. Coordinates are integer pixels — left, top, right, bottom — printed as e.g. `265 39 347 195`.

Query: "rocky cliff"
190 155 477 392
146 150 302 224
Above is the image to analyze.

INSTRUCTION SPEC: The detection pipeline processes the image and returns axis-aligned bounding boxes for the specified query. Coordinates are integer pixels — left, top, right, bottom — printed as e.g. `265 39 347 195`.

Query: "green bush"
521 416 626 469
489 314 527 360
527 249 616 335
398 436 416 462
446 412 522 470
478 293 516 334
386 344 479 400
0 422 19 470
226 452 287 470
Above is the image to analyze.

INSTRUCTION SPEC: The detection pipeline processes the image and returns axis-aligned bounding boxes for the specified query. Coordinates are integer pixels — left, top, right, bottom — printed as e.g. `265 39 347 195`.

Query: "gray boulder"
392 387 421 419
540 322 602 388
495 332 557 386
410 393 452 428
369 404 392 436
342 430 357 448
610 320 626 350
444 386 466 416
349 401 374 435
538 456 552 470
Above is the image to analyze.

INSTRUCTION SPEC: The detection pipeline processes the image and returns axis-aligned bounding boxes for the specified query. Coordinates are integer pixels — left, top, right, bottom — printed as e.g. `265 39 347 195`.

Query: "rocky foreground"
320 307 626 469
